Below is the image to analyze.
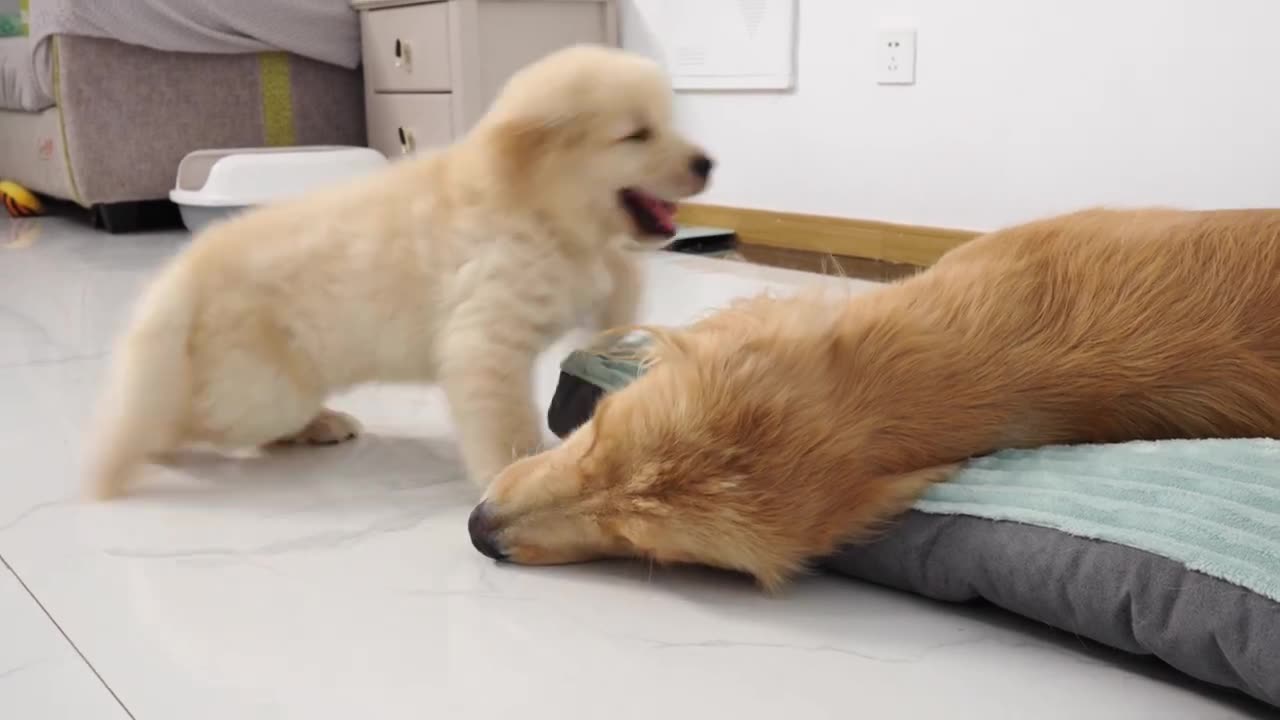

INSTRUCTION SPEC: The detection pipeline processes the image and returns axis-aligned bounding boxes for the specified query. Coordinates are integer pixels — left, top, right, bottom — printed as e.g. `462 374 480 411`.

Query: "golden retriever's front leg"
440 340 543 487
599 246 642 330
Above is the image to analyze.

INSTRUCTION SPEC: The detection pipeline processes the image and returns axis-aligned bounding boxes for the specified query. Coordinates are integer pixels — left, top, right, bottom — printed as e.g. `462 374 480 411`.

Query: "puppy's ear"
488 110 587 167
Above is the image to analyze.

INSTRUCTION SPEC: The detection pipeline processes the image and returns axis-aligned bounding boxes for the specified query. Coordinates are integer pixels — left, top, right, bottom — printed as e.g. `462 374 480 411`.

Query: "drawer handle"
398 126 415 154
394 38 411 68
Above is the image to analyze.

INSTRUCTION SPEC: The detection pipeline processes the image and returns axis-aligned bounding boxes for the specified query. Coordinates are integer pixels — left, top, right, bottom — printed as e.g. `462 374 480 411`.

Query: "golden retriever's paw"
278 409 362 446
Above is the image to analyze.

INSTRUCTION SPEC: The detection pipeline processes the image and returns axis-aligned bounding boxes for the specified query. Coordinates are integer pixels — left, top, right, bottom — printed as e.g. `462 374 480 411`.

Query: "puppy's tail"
88 266 196 500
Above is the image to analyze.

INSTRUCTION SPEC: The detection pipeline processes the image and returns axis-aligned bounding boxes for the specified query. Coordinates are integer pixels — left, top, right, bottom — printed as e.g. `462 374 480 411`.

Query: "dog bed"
548 330 1280 710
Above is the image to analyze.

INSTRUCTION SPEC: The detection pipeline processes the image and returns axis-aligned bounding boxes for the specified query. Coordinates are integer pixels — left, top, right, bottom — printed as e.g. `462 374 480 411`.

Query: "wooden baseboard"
677 203 979 266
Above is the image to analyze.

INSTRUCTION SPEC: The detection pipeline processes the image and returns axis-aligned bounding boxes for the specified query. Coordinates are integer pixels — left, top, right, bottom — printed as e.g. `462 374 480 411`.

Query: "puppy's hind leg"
274 408 362 446
194 356 357 452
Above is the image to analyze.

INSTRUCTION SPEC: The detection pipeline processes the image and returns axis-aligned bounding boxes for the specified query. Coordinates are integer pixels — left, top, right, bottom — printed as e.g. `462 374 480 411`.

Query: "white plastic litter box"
169 146 388 233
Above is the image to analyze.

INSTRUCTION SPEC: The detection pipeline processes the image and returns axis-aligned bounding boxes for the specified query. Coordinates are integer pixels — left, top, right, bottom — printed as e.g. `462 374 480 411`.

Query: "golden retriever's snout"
468 502 507 561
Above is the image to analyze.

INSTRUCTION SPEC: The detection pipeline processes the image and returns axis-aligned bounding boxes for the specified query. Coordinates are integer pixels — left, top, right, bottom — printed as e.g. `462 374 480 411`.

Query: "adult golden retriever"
471 208 1280 589
89 45 712 499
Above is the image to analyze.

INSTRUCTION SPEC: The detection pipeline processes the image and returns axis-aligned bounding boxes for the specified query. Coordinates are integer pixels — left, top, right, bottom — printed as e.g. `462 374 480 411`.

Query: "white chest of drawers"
351 0 619 159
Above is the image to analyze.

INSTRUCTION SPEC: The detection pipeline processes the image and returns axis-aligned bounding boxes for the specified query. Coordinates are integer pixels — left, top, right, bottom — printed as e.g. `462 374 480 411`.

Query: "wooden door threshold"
676 203 979 267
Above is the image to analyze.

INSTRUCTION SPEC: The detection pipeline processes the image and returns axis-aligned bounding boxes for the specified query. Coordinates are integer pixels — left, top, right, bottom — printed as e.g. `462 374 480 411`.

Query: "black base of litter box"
91 200 184 234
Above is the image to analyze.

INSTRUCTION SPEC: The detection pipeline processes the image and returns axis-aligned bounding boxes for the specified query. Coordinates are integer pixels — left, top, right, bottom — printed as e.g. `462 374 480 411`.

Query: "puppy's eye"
622 127 653 143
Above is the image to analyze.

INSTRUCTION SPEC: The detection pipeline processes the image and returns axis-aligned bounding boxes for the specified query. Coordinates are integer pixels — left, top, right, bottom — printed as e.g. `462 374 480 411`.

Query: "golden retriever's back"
899 208 1280 445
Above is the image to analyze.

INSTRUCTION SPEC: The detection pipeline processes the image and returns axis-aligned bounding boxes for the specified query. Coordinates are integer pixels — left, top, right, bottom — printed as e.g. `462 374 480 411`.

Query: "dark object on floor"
736 243 922 281
547 371 606 439
664 225 737 255
547 331 651 438
91 200 185 234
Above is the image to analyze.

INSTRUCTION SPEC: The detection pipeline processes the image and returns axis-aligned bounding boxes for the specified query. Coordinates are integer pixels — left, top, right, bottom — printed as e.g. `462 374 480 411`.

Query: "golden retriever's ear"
637 326 694 367
846 464 960 543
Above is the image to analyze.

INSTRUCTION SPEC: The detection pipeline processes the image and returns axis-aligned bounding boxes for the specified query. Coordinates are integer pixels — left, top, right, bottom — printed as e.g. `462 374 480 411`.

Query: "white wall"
623 0 1280 231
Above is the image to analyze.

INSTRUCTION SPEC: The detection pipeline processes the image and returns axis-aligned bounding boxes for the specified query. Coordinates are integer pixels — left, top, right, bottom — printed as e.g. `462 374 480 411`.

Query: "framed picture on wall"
631 0 797 91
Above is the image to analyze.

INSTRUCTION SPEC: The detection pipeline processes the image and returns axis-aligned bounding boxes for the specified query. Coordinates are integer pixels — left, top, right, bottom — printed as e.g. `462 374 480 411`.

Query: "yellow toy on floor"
0 180 43 218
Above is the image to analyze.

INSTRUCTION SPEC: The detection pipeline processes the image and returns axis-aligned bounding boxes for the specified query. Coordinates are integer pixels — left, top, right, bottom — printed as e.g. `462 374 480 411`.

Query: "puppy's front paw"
278 409 362 446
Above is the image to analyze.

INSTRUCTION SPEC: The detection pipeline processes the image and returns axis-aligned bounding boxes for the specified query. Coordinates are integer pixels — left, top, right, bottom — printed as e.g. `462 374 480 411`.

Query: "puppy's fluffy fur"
89 45 711 499
475 208 1280 589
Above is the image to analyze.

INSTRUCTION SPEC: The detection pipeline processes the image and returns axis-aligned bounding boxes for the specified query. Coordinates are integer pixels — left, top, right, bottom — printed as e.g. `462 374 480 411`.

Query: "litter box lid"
169 146 387 207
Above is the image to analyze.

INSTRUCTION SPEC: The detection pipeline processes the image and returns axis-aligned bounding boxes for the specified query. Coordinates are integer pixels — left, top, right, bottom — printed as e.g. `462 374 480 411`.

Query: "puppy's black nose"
468 502 507 561
690 154 714 179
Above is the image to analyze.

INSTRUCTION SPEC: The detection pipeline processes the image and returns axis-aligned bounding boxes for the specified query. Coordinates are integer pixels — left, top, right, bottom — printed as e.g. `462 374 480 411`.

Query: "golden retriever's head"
467 297 950 591
475 44 713 243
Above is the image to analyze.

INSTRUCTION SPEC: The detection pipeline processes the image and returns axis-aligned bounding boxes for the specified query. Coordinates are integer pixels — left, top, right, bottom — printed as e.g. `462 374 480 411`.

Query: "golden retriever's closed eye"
471 208 1280 589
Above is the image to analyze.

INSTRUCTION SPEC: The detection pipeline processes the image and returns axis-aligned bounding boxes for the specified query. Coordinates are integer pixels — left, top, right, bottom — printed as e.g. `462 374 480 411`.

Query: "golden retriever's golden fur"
88 45 711 499
472 208 1280 589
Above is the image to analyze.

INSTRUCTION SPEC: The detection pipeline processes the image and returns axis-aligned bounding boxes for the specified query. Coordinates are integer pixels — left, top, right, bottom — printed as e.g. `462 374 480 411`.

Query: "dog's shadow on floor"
128 433 471 508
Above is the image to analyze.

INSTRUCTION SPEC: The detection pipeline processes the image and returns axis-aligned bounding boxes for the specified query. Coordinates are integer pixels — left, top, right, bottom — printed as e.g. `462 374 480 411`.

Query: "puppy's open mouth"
619 189 677 238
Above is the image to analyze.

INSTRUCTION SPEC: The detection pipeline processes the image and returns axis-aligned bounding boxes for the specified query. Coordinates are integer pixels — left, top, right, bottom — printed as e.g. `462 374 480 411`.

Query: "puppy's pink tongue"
640 193 677 234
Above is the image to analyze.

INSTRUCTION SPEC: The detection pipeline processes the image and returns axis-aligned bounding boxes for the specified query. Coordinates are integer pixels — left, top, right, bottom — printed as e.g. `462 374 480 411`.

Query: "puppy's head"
476 45 713 243
467 298 948 591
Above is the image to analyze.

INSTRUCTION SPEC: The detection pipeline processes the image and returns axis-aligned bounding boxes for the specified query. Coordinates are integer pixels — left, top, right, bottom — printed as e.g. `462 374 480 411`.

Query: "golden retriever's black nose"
690 154 714 179
468 502 506 560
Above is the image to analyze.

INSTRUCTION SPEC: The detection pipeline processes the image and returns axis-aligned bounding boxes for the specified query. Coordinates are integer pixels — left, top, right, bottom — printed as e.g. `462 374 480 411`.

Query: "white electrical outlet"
877 28 917 85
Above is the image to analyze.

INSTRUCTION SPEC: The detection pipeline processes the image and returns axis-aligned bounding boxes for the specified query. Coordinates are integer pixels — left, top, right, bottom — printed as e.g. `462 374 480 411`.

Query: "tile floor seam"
0 553 137 720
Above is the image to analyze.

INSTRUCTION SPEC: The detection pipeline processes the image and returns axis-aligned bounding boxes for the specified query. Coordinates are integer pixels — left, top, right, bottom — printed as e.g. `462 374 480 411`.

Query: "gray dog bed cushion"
549 330 1280 710
826 512 1280 708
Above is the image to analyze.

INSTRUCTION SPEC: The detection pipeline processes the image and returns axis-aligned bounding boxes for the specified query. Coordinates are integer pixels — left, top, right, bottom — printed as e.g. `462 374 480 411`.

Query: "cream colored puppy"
88 45 713 499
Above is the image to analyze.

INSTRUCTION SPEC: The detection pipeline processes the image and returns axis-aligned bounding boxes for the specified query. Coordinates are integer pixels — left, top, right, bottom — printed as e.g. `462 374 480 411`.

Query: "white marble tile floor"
0 216 1265 719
